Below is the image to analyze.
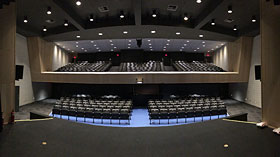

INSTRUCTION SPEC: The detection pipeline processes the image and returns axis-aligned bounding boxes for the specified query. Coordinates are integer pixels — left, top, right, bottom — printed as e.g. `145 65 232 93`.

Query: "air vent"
167 5 178 11
224 18 234 23
98 6 109 12
45 19 55 24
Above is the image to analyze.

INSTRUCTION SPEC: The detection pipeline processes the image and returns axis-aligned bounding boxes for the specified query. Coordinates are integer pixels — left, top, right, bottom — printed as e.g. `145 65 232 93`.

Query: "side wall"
228 35 262 108
261 0 280 127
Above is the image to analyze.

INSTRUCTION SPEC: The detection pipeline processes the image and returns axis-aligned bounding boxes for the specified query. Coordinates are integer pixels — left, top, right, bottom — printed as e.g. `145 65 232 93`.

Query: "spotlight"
89 14 94 22
43 26 47 32
123 31 128 34
151 30 156 34
152 10 157 18
228 6 233 14
98 32 103 36
199 34 204 38
76 35 81 38
47 7 52 15
183 14 189 21
252 15 257 23
76 0 81 6
64 20 69 26
211 19 215 25
196 0 202 4
120 11 125 19
23 16 28 23
233 25 237 31
176 32 181 35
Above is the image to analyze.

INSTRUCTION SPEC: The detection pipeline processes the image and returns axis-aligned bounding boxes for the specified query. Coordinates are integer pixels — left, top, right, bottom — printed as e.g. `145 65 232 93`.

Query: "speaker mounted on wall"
15 65 24 80
255 65 261 80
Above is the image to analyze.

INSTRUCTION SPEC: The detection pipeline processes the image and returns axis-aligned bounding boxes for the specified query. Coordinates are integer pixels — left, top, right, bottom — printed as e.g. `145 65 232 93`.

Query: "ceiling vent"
45 19 55 24
98 6 109 13
224 18 234 23
167 5 178 11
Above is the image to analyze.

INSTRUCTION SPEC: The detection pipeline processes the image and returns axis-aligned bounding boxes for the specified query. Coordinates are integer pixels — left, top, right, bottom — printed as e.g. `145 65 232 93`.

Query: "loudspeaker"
255 65 261 80
16 65 24 80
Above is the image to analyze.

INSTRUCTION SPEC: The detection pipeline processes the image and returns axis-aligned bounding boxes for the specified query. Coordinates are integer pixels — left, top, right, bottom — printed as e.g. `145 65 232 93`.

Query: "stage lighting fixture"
76 0 82 6
228 6 233 14
136 39 142 48
47 7 52 15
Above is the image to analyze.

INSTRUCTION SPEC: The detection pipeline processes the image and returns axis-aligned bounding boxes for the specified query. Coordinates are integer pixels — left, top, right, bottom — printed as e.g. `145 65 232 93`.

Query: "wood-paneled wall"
261 0 280 128
27 36 252 84
0 3 16 124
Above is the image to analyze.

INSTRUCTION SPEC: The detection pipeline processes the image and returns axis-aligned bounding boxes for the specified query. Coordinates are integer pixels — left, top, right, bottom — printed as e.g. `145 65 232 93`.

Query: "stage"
0 116 279 157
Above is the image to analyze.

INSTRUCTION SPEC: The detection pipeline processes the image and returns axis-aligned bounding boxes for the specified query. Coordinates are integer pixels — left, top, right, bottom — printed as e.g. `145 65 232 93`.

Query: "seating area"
173 61 225 72
52 95 133 124
55 61 112 72
119 61 165 72
148 97 227 124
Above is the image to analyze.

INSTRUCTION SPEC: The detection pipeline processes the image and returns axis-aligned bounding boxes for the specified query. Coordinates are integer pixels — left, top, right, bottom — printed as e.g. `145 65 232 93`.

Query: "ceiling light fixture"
120 11 125 19
151 30 156 34
183 14 189 21
176 32 181 35
228 6 233 14
47 7 52 15
64 20 69 26
23 16 28 23
43 26 47 32
167 39 170 42
89 14 94 22
76 35 81 38
98 32 103 36
211 19 215 26
252 15 257 23
123 31 128 34
76 0 82 6
196 0 202 4
152 9 157 18
199 34 204 38
233 25 237 31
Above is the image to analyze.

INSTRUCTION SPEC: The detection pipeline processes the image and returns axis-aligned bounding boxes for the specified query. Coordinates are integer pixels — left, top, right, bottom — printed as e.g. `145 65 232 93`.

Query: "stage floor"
51 109 227 127
1 117 279 157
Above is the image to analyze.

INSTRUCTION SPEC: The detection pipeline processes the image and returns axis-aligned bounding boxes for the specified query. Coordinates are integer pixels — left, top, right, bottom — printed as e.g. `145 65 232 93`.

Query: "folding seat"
119 109 130 125
93 108 102 123
83 104 91 108
76 107 85 121
107 106 114 109
210 106 219 116
68 106 77 119
168 108 177 123
149 109 160 124
115 106 122 109
218 105 227 117
111 109 120 124
177 108 186 123
148 105 157 111
186 107 195 121
158 105 165 109
52 105 61 116
159 109 169 123
83 107 94 122
60 106 69 118
122 106 131 109
76 104 83 108
166 105 173 109
173 105 181 108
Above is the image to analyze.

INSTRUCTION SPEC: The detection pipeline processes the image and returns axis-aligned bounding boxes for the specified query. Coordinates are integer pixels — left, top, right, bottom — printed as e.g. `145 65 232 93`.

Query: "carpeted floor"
16 99 262 122
0 117 279 157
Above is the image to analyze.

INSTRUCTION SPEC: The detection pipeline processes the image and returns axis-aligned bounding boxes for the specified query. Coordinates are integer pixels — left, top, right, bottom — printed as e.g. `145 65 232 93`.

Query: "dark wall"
52 83 229 106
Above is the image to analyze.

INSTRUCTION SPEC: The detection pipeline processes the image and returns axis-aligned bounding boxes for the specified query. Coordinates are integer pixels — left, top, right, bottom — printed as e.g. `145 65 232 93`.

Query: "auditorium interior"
0 0 280 156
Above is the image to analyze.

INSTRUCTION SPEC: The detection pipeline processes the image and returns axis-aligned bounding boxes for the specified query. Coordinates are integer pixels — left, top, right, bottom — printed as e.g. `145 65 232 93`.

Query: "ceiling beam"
52 0 85 30
194 0 225 29
133 0 142 25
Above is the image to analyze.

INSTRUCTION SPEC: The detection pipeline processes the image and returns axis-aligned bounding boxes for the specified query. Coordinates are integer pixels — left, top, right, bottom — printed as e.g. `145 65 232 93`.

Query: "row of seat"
119 61 165 72
55 61 112 72
173 61 225 72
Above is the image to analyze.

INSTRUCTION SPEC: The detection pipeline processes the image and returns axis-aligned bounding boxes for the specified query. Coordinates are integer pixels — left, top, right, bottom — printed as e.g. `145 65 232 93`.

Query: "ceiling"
16 0 259 53
56 39 226 53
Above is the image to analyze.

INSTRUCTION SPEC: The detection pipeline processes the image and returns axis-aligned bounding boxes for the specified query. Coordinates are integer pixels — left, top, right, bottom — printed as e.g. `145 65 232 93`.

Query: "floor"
16 98 262 123
1 117 279 157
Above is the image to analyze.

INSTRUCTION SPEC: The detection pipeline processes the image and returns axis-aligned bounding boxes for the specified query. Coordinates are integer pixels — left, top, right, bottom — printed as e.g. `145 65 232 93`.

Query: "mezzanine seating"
55 61 112 72
119 61 165 72
173 61 225 72
148 97 227 124
52 95 132 124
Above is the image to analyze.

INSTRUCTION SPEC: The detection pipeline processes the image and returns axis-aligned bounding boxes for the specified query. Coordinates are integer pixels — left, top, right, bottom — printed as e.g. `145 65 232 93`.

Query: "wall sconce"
136 78 143 84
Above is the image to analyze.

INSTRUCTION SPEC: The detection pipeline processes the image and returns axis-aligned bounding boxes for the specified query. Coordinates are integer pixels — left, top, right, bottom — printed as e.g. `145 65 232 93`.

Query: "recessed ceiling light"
252 15 257 23
62 46 66 48
149 43 152 46
98 50 101 52
233 25 237 31
23 16 28 23
76 0 82 6
120 11 125 19
167 40 170 42
147 39 151 42
197 48 200 49
202 41 205 44
196 0 202 4
216 46 219 48
114 47 117 49
183 14 189 21
98 32 103 36
128 47 131 49
128 43 131 46
221 43 224 46
163 49 166 51
166 43 170 46
47 7 52 15
207 51 210 52
149 46 152 48
84 50 87 52
76 42 79 44
109 40 113 42
211 48 214 50
181 47 184 49
96 47 99 49
176 32 181 35
211 19 215 26
199 34 204 38
64 20 69 26
163 46 167 49
81 48 84 50
89 14 94 22
76 45 79 47
94 44 97 47
76 35 81 38
111 43 114 46
203 45 206 47
43 26 47 32
194 50 197 52
187 40 190 42
152 9 157 18
180 49 183 51
67 49 70 51
91 41 94 43
184 44 187 46
151 30 156 34
72 51 74 53
228 6 233 14
150 49 153 51
111 49 114 51
128 40 132 42
123 31 128 34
